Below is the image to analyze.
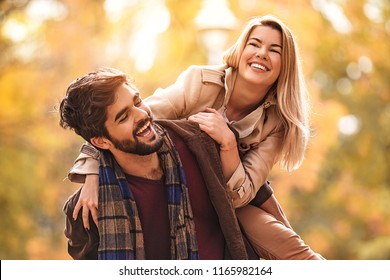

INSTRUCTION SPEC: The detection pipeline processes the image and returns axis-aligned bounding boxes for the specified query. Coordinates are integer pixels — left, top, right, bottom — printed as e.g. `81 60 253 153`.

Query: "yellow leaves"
26 236 70 260
0 0 389 260
0 70 25 121
303 225 334 257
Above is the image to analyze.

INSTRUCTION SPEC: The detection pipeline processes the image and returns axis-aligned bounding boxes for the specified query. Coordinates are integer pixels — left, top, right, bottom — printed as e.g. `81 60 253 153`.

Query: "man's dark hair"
59 67 130 142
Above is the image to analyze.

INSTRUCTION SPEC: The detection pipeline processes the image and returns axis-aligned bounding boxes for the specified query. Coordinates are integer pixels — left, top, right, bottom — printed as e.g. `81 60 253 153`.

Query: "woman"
68 15 323 259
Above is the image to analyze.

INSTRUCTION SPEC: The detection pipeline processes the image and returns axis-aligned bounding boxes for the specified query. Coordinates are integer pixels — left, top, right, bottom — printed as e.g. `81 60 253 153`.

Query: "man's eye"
134 98 143 107
119 114 128 123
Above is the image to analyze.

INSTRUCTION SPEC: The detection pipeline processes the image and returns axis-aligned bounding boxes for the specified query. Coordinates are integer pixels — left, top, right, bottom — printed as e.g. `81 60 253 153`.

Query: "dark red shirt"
125 128 225 259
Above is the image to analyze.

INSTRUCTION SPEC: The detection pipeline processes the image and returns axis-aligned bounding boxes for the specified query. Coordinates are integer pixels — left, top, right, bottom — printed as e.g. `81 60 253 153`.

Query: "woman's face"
238 25 282 90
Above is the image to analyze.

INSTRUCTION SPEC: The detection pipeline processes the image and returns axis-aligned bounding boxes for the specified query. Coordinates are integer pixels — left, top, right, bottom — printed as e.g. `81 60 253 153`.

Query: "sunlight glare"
128 2 170 72
2 19 28 42
358 56 373 74
364 0 384 23
104 0 138 22
311 0 352 34
336 78 352 95
26 0 68 23
346 62 362 80
338 115 360 136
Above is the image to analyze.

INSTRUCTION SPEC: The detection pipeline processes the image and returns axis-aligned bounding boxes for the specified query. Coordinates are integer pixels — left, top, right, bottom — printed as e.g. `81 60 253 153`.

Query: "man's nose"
133 106 149 122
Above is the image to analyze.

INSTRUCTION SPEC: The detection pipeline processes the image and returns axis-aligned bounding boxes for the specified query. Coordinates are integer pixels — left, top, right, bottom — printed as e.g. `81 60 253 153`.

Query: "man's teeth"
137 121 150 135
251 63 267 71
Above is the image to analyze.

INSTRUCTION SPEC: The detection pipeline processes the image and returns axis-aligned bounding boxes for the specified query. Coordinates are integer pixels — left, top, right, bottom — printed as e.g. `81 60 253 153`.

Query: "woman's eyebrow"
249 37 282 49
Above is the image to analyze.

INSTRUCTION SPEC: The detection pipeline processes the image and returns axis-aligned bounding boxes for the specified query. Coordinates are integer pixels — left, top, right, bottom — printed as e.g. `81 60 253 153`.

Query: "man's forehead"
115 83 139 99
106 85 136 119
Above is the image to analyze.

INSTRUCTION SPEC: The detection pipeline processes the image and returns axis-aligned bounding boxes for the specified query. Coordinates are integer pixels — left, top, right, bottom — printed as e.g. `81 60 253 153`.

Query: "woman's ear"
90 136 111 150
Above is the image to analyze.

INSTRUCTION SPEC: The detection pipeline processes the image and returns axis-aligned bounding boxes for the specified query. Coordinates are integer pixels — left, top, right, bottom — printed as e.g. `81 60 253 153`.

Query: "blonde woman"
68 15 324 259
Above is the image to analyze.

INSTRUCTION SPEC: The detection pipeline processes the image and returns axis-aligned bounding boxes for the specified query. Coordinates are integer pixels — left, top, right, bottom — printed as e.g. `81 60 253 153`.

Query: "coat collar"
220 66 277 138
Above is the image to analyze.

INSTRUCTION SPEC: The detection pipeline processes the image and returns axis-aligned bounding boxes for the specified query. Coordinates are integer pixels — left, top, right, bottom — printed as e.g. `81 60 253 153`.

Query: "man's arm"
63 187 99 259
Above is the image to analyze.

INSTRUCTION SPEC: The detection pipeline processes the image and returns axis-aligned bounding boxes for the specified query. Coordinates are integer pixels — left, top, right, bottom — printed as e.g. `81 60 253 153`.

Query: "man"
59 67 281 260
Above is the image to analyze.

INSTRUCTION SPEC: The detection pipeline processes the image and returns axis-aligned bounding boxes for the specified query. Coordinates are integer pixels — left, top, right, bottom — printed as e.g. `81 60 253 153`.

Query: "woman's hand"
188 108 236 149
72 174 99 230
189 108 240 181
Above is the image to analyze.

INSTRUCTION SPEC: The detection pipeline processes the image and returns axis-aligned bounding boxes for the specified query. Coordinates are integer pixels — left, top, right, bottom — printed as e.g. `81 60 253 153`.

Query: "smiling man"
59 67 260 260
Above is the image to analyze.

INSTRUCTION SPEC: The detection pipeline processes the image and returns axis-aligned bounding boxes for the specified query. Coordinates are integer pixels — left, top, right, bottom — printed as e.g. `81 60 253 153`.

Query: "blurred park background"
0 0 389 260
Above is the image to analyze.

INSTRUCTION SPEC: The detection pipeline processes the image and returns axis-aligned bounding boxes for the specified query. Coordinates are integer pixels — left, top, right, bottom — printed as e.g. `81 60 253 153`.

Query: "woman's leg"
236 205 325 260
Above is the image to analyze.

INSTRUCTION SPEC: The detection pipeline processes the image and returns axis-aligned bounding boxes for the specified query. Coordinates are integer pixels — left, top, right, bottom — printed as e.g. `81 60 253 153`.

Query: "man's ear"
90 136 111 150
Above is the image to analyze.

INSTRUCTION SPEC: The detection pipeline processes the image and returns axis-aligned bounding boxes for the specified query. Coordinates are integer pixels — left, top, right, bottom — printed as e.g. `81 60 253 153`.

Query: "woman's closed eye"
248 42 260 48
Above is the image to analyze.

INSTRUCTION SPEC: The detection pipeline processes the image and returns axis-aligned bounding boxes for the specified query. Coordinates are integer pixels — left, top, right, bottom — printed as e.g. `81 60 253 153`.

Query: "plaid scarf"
97 124 199 260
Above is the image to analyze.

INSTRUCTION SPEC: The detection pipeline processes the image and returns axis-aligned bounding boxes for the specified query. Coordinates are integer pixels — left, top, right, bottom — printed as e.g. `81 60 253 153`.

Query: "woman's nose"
256 46 268 60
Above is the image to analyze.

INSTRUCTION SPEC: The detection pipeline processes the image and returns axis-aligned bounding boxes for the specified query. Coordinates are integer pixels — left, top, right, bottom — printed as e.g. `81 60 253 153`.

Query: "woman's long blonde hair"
223 15 311 172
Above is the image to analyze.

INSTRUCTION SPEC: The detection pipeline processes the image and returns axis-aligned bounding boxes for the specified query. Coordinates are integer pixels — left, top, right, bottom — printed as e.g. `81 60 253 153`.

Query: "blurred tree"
283 0 390 259
0 0 389 260
0 0 107 259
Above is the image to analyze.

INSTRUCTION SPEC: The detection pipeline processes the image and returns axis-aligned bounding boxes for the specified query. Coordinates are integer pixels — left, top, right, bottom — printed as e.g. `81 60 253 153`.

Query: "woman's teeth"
251 63 268 71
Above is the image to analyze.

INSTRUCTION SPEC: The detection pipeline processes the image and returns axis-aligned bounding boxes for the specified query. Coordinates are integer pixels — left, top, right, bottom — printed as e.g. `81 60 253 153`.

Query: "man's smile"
135 120 153 137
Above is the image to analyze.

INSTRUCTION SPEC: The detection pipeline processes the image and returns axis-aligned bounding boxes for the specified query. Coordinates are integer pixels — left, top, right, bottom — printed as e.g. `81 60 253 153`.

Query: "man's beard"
109 117 164 155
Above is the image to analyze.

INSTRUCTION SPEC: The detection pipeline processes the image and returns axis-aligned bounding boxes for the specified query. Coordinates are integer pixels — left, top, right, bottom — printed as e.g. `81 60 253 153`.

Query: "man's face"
103 83 163 155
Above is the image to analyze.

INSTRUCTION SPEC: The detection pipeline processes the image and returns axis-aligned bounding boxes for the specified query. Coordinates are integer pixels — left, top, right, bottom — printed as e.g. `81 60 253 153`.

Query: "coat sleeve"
67 142 100 183
227 125 283 208
145 65 225 119
63 187 99 259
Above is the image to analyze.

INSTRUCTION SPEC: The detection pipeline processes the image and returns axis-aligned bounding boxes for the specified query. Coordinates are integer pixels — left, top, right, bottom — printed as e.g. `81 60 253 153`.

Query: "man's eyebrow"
249 37 282 49
114 93 140 122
